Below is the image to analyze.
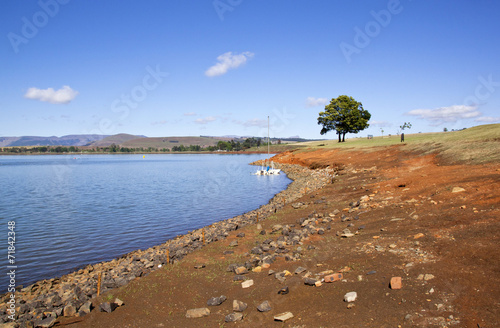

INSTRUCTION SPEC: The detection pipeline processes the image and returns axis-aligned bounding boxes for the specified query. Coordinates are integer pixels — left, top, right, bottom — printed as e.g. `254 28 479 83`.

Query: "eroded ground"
59 145 499 328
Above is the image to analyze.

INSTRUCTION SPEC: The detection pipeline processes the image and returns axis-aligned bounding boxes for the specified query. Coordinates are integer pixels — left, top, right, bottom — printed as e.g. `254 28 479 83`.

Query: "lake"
0 154 291 293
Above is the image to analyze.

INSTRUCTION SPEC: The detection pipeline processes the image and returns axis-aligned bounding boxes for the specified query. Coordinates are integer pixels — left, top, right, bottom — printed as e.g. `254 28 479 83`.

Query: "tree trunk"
338 132 341 143
342 132 346 142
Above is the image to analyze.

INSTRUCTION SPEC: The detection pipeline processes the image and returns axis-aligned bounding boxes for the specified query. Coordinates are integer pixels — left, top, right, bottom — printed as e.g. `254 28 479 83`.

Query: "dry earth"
56 145 499 328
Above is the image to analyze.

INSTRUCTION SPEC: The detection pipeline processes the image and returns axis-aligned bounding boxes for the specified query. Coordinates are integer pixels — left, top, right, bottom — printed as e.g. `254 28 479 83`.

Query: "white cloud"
306 97 329 108
205 51 254 77
369 120 393 127
195 116 216 124
407 105 481 125
24 85 78 104
474 116 500 123
184 112 196 116
233 118 268 128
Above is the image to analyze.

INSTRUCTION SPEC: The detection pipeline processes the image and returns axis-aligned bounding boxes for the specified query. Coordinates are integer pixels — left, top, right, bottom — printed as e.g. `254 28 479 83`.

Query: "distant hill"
90 134 145 147
121 136 220 149
0 133 322 148
0 135 108 147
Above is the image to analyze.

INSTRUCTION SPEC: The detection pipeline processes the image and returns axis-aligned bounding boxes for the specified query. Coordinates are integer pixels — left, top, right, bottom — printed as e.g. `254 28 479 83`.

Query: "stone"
233 275 246 281
235 266 248 275
36 317 57 328
252 266 262 273
390 277 402 289
225 312 243 322
257 300 271 312
241 279 254 288
294 266 307 274
251 247 263 255
452 187 465 193
274 312 294 322
304 278 318 286
194 264 206 269
344 292 357 302
233 300 248 312
261 263 271 269
100 302 118 313
278 286 289 295
424 274 435 281
63 304 77 317
229 240 238 247
236 232 245 237
324 273 343 283
347 303 355 309
114 298 124 307
79 301 93 315
186 308 210 318
315 281 322 287
207 295 227 306
414 233 425 239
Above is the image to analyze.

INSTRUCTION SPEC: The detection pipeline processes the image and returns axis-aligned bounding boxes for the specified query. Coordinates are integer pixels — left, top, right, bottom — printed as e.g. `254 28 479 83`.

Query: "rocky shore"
0 162 335 328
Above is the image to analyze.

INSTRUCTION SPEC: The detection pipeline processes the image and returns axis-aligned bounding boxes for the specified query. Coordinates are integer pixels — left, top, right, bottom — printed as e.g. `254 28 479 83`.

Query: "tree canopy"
317 95 371 142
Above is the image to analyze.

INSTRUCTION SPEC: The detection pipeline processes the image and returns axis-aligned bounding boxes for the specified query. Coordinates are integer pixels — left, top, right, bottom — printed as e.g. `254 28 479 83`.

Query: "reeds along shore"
0 162 335 325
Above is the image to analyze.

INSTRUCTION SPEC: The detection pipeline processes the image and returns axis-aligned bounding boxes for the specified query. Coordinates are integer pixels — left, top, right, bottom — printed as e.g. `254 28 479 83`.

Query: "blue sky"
2 0 499 140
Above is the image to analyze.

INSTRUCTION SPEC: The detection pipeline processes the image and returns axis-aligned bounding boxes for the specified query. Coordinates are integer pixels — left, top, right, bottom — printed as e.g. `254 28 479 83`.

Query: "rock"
261 263 271 269
424 274 435 281
347 303 355 309
341 229 355 238
294 266 307 275
233 300 248 312
207 295 227 306
390 277 402 289
413 233 425 239
235 266 248 275
186 308 210 318
452 187 465 193
229 240 238 247
257 300 271 312
304 278 318 286
225 312 243 322
79 301 93 315
100 302 118 313
63 304 77 317
241 279 254 288
236 232 245 237
278 286 289 295
344 292 357 302
274 311 294 322
224 250 234 255
36 317 57 328
194 264 206 269
367 270 376 275
324 273 343 283
251 247 263 255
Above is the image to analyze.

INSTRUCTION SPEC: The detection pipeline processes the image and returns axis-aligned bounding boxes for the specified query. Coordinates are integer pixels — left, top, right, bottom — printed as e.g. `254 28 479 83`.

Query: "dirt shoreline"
2 146 499 327
0 161 335 327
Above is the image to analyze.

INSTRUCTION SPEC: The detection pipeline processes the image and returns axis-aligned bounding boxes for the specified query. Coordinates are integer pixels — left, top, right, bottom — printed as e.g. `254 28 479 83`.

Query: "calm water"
0 154 291 292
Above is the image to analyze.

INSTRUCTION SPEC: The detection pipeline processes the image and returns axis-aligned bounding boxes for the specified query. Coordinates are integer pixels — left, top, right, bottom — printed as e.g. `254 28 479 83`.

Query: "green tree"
317 95 371 142
398 122 412 134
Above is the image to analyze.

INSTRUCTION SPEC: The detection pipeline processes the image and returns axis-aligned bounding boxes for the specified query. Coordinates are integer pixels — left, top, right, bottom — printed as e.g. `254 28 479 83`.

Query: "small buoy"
143 155 145 159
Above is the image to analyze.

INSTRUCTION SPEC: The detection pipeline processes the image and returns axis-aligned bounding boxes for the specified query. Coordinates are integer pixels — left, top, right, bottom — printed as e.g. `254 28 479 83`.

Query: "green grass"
282 124 500 164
